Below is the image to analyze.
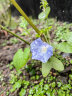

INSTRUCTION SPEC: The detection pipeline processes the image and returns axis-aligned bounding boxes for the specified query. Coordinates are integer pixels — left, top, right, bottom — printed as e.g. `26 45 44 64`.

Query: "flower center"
41 46 48 53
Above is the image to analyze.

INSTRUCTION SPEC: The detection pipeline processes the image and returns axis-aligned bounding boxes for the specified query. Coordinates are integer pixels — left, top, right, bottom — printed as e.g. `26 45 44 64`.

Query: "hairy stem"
0 25 30 45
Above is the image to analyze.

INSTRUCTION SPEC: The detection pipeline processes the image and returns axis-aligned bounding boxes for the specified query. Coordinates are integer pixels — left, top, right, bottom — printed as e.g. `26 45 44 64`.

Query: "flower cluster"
30 38 53 63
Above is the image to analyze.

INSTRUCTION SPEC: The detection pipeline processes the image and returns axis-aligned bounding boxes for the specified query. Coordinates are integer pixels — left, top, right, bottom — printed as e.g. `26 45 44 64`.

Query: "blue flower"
30 38 53 63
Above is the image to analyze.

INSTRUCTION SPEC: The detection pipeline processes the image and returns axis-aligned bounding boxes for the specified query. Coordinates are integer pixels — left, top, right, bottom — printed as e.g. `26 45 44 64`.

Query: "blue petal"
30 38 43 52
30 38 53 63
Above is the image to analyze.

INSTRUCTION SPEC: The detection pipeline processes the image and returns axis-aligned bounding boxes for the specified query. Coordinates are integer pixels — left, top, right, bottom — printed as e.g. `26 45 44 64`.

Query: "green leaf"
10 80 22 93
42 56 64 77
56 42 72 53
40 26 52 34
50 56 64 71
63 32 72 42
19 88 26 96
42 62 52 77
38 7 50 20
13 48 30 70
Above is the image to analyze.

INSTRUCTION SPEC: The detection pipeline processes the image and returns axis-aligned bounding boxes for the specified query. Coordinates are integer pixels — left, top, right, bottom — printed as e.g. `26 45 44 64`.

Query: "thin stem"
0 25 30 45
47 30 51 44
46 19 51 44
10 0 41 35
43 33 48 43
8 0 11 27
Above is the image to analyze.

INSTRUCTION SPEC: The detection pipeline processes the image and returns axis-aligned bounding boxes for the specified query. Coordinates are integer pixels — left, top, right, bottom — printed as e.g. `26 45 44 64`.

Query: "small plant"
0 0 65 77
9 0 64 77
1 0 72 95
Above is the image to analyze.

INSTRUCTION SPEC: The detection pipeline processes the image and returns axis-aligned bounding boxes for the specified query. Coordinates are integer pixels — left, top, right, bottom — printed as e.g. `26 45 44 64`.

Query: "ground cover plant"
0 0 72 96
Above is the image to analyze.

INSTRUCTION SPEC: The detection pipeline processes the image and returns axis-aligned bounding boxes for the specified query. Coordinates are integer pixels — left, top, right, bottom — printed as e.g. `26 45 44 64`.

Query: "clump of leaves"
54 23 72 53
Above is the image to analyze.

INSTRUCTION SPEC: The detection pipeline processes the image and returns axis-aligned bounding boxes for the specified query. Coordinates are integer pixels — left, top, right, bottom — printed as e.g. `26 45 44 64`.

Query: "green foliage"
63 32 72 43
44 84 49 90
19 88 26 96
28 78 56 96
6 17 19 29
38 7 50 20
10 79 22 93
42 61 51 77
13 48 30 70
55 26 69 41
50 56 64 71
40 26 52 34
10 74 17 84
61 84 71 90
10 38 18 44
69 74 72 80
56 42 72 53
57 82 62 87
70 60 72 64
39 0 50 20
9 58 72 95
10 71 30 95
20 16 28 28
54 23 72 53
40 0 48 10
42 56 64 77
19 16 32 36
55 23 72 41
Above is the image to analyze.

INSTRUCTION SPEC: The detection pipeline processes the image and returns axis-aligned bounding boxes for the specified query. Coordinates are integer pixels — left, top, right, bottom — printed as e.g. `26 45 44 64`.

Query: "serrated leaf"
38 7 50 20
50 56 64 71
42 62 52 77
13 48 30 70
56 42 72 53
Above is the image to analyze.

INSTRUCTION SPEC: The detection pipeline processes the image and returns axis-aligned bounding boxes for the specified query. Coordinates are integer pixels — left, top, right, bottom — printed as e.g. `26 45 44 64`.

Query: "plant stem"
46 19 51 44
0 25 30 45
47 30 51 44
10 0 41 35
43 33 48 43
